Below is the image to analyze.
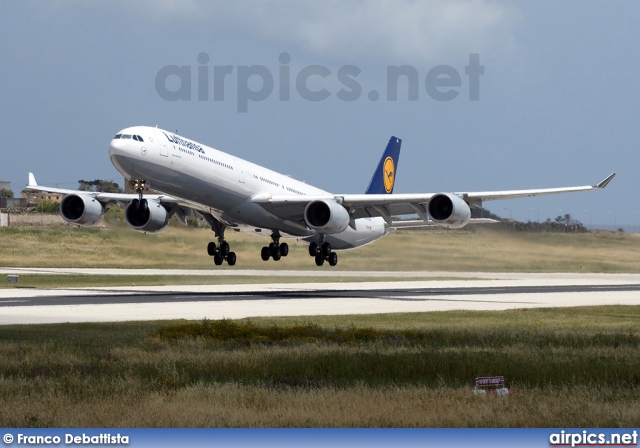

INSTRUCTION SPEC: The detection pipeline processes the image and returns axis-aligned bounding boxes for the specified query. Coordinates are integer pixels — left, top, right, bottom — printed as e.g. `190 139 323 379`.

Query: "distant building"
0 198 27 209
21 191 63 205
0 181 10 191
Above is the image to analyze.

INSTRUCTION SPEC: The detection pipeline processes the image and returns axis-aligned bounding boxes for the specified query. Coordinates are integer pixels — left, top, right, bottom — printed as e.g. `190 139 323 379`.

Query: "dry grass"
1 224 640 272
3 381 637 427
0 308 639 427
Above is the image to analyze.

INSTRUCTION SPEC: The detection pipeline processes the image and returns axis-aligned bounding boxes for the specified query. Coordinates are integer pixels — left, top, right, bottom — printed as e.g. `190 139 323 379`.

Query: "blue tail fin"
364 136 402 194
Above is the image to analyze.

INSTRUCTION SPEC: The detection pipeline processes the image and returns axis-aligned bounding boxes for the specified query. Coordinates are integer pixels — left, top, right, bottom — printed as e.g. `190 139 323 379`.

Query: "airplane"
26 126 616 267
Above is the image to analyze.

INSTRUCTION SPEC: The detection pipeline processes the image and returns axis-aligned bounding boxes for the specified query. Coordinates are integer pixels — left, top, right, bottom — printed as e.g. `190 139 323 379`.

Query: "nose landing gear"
129 179 148 204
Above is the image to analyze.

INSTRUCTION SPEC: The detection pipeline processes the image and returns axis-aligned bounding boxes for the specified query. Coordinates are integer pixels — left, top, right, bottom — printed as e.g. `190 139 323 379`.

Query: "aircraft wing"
25 172 181 204
25 172 204 226
389 218 500 228
462 172 616 201
252 173 616 224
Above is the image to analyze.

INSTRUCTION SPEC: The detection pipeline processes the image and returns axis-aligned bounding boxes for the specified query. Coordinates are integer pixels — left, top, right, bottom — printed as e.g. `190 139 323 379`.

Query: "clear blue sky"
1 1 637 230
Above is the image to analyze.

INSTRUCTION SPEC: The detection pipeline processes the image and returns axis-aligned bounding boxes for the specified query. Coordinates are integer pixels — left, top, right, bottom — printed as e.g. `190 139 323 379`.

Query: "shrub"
35 200 60 214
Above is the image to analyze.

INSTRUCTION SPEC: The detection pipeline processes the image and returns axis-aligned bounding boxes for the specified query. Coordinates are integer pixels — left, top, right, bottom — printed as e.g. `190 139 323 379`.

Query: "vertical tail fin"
364 136 402 194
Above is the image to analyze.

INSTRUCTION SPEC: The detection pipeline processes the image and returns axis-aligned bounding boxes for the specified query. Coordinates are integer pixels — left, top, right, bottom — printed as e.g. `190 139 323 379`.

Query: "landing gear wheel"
130 198 149 213
315 253 325 266
265 233 287 262
309 242 318 257
280 243 289 257
208 219 235 267
328 252 338 266
321 242 332 257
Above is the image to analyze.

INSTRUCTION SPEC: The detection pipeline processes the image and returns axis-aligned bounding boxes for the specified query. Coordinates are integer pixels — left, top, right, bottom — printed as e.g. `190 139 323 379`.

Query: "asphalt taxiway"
0 270 639 324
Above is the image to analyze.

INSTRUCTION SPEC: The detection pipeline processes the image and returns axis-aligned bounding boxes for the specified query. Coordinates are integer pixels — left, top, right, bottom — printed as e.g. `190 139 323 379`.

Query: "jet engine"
59 194 104 226
427 193 471 229
125 199 170 233
304 200 350 234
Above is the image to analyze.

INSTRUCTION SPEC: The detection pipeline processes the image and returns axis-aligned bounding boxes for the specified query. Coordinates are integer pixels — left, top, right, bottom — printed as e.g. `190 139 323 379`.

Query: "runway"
0 270 639 324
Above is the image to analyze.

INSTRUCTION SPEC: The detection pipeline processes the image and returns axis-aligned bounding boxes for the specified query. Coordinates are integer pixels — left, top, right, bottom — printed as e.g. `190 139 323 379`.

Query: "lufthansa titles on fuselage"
163 132 205 154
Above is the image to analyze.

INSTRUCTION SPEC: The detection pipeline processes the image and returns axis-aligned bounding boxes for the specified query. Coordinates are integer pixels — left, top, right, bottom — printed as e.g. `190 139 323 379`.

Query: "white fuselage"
108 126 390 250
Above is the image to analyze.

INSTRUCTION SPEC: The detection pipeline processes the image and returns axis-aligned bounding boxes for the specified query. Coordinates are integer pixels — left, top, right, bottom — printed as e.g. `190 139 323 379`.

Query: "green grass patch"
148 318 640 388
154 319 391 344
154 317 640 349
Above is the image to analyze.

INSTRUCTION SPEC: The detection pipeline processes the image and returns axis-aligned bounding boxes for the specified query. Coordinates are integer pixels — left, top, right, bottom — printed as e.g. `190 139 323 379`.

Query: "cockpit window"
114 134 144 141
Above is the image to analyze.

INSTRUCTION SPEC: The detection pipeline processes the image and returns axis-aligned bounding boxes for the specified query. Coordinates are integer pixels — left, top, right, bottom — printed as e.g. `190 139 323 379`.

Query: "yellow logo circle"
383 156 395 193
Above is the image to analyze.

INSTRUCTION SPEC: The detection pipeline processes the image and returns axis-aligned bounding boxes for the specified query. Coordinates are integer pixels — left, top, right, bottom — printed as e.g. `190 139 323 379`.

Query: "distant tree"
78 179 122 193
78 180 92 191
555 215 565 224
0 188 13 198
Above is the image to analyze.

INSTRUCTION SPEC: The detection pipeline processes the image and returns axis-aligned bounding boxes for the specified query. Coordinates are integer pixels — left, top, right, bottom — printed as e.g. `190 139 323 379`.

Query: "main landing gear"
308 237 338 267
206 221 236 266
261 233 289 262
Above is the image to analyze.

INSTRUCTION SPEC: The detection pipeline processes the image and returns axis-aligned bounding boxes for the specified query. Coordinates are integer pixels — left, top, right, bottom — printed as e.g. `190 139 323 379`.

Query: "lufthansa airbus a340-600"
27 126 615 267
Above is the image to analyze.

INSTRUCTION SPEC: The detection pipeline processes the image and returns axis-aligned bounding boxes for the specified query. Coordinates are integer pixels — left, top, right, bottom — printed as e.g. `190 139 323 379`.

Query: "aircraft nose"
108 137 127 157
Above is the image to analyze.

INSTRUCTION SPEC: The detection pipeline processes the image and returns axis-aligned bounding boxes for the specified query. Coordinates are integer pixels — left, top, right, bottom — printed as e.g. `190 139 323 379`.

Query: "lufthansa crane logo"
383 156 395 193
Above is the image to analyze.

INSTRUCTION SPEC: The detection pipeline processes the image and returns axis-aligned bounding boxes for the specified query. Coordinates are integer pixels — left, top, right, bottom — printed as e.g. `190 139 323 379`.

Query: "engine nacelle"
125 199 170 233
427 193 471 229
59 194 104 227
304 200 350 234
